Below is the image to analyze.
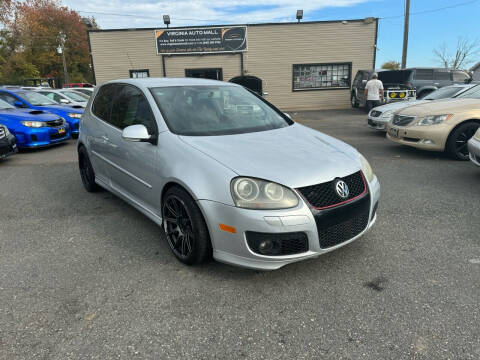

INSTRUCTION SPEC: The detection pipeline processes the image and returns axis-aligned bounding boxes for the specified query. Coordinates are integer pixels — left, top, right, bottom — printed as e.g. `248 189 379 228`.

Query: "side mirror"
284 112 292 119
14 101 24 107
122 124 152 143
59 98 70 104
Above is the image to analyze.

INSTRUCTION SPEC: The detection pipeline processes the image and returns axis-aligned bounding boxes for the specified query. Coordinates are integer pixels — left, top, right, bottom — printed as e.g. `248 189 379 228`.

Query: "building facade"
88 19 378 110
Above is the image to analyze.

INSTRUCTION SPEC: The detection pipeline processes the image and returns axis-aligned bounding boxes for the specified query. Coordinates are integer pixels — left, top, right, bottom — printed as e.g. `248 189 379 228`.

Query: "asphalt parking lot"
1 109 479 360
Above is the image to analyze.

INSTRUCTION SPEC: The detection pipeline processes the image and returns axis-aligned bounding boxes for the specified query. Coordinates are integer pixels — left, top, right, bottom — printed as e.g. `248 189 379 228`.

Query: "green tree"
381 61 401 70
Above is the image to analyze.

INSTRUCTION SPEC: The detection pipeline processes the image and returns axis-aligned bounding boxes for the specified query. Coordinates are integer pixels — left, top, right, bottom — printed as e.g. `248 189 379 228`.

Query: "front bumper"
386 124 449 151
468 137 480 166
367 116 389 131
65 117 80 135
13 125 71 148
0 135 18 159
199 175 380 270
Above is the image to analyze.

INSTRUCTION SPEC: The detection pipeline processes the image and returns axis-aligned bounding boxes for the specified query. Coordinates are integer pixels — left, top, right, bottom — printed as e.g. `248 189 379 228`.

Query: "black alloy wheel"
446 122 479 160
78 146 100 192
162 187 212 265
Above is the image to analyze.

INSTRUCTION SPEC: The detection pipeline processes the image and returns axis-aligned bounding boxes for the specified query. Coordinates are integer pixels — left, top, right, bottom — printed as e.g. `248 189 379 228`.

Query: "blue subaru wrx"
0 99 70 148
0 89 83 138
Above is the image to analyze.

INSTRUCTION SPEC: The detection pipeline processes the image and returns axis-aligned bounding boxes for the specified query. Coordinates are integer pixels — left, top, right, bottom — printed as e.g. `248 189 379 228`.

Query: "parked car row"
0 87 88 158
366 84 480 165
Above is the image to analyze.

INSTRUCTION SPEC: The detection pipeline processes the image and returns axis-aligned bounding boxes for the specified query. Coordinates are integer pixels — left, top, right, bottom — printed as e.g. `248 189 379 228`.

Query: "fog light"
258 240 273 254
419 139 434 145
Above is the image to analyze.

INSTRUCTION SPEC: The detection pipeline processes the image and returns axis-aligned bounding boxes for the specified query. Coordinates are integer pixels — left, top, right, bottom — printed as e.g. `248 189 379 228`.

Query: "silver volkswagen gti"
78 78 380 270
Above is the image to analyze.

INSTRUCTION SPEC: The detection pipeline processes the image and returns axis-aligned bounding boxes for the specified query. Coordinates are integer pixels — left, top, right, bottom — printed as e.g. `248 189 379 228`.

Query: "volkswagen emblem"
335 180 350 199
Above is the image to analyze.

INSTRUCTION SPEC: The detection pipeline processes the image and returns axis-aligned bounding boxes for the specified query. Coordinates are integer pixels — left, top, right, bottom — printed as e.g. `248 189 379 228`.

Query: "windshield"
61 90 89 102
0 99 15 110
455 85 480 99
150 85 292 136
18 91 58 106
424 86 465 100
73 88 92 97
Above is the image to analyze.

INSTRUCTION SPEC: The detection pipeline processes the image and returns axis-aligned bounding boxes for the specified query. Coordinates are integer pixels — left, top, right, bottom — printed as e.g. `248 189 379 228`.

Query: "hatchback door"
103 84 160 215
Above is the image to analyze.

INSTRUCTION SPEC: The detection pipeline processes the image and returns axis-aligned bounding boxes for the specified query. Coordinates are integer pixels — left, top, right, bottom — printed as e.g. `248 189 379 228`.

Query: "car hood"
373 100 428 113
0 108 60 121
179 123 362 188
37 105 84 113
397 98 480 116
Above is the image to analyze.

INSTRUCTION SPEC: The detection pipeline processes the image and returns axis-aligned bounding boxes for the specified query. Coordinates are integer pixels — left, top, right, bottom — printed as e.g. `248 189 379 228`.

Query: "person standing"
364 73 384 112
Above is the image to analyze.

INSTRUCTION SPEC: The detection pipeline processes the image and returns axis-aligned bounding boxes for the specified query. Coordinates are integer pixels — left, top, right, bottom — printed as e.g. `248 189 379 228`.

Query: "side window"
0 93 20 106
92 84 116 123
414 69 433 80
110 85 157 134
434 71 450 81
453 71 470 82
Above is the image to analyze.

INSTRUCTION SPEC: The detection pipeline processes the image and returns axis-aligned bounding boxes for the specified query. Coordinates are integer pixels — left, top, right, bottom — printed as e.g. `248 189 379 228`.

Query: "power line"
75 0 480 24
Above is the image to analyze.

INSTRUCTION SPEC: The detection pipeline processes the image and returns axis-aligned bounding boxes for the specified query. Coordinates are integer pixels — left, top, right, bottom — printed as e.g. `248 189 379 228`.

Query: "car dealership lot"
1 109 479 359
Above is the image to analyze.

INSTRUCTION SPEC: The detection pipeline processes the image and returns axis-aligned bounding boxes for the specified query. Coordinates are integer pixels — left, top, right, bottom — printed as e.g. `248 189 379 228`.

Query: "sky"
63 0 480 69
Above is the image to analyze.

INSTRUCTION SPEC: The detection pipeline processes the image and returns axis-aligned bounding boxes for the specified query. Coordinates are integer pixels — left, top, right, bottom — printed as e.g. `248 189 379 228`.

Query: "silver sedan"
78 78 380 270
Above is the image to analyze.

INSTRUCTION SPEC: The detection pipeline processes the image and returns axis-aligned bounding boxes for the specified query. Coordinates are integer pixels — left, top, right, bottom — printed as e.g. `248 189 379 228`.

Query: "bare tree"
433 37 480 69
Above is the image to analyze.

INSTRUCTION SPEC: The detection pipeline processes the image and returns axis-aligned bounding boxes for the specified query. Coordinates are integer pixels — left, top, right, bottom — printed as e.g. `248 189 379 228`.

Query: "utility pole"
58 33 70 85
401 0 410 69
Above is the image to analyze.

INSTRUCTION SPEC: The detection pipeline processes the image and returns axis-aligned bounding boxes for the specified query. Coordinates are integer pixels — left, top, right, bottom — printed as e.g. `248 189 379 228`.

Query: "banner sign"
155 26 247 55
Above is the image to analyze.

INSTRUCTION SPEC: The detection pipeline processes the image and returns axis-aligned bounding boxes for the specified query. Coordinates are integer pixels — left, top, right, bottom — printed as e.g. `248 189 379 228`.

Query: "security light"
163 15 170 28
296 10 303 23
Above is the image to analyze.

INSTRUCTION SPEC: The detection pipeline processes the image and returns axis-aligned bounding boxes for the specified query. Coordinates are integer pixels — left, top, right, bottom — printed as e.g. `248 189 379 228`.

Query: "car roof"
103 77 240 88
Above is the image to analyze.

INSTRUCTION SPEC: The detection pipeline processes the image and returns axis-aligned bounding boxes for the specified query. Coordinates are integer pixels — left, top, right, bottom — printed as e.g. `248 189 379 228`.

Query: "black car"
0 125 18 159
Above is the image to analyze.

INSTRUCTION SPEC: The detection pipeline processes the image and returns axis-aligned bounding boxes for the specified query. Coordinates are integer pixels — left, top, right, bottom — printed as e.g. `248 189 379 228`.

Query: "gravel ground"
0 109 479 360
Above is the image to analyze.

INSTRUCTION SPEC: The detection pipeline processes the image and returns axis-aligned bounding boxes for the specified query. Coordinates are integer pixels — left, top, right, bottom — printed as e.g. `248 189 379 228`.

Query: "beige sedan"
386 98 480 160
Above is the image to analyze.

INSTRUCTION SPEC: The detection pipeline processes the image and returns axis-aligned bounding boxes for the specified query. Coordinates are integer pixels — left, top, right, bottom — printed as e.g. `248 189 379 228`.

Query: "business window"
293 63 351 90
129 69 150 78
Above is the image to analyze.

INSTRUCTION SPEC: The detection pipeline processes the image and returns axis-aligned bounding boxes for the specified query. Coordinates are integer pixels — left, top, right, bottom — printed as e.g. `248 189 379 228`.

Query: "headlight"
417 114 452 126
21 121 45 128
381 110 394 119
359 153 374 183
68 113 82 119
231 177 298 209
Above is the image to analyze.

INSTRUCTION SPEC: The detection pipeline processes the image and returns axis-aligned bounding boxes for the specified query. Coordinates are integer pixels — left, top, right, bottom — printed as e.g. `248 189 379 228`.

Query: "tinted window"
150 85 291 136
0 99 15 109
415 69 433 80
40 92 65 103
453 71 470 82
110 85 156 133
61 90 89 102
434 71 450 80
92 84 116 122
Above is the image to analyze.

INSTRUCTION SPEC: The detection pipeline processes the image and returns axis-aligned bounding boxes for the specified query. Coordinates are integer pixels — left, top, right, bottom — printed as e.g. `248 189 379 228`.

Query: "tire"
162 186 212 265
78 146 100 192
351 93 359 108
446 121 480 160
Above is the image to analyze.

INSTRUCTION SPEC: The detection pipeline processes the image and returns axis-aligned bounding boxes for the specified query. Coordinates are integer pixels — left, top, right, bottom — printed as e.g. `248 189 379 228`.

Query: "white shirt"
366 79 384 101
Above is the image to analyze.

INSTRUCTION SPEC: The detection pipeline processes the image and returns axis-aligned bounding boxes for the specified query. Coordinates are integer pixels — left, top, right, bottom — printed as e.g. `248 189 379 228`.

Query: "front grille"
313 193 371 249
297 171 366 209
317 208 369 248
370 110 382 117
50 132 67 140
393 114 416 126
46 118 64 127
0 126 5 139
246 231 308 256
